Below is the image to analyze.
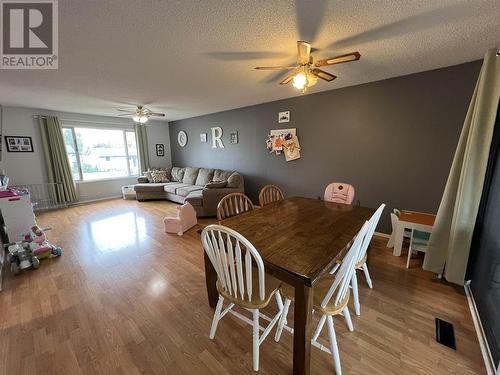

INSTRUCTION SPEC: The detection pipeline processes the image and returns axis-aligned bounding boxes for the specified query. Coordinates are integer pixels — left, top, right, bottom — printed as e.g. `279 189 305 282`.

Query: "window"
62 127 139 181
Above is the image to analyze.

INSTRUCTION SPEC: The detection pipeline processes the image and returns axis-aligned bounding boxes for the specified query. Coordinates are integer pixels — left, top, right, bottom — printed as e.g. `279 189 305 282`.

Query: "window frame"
62 124 140 183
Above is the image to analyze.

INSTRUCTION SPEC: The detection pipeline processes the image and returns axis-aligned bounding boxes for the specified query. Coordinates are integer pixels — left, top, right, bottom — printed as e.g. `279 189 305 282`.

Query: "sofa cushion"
164 183 190 194
183 167 200 185
227 172 243 188
171 167 185 182
213 169 233 182
150 170 169 183
134 183 169 192
195 168 214 186
176 185 204 197
185 190 203 206
205 181 227 189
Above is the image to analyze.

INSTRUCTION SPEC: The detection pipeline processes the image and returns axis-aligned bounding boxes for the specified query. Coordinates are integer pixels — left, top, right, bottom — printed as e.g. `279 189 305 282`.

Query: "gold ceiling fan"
255 41 360 93
116 105 165 123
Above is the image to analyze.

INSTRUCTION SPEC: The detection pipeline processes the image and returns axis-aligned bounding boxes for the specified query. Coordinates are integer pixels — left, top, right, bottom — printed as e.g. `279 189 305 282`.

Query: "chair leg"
406 246 412 268
342 306 354 332
362 263 373 289
252 309 260 372
351 272 360 316
326 315 342 375
209 295 224 339
312 315 326 341
386 232 395 248
275 290 284 311
274 298 291 342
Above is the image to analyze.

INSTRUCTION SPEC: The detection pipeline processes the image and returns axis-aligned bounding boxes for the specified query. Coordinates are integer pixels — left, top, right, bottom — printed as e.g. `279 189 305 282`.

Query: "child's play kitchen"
0 171 62 290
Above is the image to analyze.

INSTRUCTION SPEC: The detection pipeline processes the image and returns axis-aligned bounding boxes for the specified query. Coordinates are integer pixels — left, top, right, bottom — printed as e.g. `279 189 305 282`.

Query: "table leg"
204 252 218 309
293 283 313 375
393 222 405 256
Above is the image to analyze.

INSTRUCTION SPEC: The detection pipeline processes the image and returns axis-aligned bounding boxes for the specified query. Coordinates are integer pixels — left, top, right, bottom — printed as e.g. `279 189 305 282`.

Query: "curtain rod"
33 115 133 126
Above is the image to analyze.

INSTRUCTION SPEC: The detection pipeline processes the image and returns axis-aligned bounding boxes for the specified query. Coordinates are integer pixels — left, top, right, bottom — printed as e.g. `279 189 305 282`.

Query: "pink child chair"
324 182 355 205
164 202 198 235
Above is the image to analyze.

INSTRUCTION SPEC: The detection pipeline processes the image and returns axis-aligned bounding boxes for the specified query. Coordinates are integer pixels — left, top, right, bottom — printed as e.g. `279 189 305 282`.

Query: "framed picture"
5 136 33 152
278 111 290 123
229 131 238 144
155 144 165 157
200 133 207 143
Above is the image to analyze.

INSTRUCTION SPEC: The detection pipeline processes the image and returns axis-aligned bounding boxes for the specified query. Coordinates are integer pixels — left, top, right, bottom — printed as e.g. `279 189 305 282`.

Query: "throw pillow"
205 181 227 189
150 170 169 183
227 173 242 188
213 169 233 182
145 169 154 182
195 168 214 186
171 167 185 182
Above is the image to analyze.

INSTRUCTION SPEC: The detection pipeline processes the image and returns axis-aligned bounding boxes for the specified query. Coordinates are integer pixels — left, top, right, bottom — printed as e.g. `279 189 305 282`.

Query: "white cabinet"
0 194 36 243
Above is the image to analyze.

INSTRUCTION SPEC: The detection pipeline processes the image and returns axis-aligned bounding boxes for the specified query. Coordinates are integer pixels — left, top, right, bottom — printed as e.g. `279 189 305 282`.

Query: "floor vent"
435 318 456 350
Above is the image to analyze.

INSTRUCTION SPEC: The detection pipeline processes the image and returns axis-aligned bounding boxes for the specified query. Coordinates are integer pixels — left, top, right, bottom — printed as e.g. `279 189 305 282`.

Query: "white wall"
0 105 171 202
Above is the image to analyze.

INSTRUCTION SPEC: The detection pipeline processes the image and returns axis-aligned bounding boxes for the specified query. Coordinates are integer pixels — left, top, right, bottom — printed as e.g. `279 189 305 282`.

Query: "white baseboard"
464 281 496 375
374 231 390 239
69 195 123 207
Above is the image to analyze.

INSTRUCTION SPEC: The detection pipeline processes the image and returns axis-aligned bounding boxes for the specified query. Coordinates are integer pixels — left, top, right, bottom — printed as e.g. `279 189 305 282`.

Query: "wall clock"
177 131 188 147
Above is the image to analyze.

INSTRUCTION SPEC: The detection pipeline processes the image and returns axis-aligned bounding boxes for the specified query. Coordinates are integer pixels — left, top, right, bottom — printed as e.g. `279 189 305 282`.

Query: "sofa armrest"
202 187 244 211
137 176 149 183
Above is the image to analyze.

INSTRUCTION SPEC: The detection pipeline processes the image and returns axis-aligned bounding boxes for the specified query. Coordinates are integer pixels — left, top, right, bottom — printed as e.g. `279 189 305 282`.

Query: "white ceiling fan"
255 41 360 93
116 105 166 123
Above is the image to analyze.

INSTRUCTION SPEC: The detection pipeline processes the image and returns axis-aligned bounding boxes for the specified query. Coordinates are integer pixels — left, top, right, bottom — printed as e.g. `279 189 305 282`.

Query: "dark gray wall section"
169 61 482 233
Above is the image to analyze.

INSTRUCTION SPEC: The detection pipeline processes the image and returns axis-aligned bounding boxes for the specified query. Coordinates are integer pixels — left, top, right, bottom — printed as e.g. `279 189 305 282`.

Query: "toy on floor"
6 226 62 275
7 242 39 275
24 225 63 259
164 202 197 235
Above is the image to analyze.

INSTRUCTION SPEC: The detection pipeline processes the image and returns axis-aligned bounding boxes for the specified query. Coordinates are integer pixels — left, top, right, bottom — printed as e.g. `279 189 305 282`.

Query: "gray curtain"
423 48 500 285
135 124 150 173
39 116 79 203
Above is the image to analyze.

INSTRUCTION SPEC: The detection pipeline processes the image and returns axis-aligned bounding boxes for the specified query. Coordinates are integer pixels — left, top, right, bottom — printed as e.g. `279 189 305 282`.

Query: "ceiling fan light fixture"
292 73 307 90
133 115 148 123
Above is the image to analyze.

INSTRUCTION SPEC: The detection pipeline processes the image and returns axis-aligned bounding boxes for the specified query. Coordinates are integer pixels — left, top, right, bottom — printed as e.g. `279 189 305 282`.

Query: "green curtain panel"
423 48 500 285
135 124 150 173
39 116 79 203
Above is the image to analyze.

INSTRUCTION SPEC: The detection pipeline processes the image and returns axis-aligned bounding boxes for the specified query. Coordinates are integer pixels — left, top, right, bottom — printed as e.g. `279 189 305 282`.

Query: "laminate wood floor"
0 199 485 374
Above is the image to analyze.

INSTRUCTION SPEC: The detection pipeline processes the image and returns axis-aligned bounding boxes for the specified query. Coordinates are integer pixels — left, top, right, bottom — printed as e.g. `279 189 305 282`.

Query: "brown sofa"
134 167 244 217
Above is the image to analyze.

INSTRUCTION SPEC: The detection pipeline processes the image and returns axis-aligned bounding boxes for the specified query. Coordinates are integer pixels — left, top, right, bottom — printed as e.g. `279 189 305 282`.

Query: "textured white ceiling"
0 0 498 121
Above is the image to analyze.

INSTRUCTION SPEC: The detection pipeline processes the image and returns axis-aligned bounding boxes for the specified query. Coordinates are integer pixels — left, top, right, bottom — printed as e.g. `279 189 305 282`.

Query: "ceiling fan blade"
280 72 296 85
147 113 166 117
297 41 311 65
116 108 135 112
255 66 296 71
315 52 361 67
312 68 337 82
117 113 133 117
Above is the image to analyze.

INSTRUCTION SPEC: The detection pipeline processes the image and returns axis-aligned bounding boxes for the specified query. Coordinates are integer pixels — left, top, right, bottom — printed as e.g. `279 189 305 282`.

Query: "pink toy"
164 202 198 235
324 182 355 205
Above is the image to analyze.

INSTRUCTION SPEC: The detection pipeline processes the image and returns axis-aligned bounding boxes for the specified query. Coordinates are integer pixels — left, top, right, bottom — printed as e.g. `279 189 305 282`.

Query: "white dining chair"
330 203 385 316
274 221 370 375
406 229 431 268
386 209 411 248
201 224 284 372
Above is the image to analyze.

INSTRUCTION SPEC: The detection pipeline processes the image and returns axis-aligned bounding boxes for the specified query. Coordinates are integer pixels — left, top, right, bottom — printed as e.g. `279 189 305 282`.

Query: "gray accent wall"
169 61 482 233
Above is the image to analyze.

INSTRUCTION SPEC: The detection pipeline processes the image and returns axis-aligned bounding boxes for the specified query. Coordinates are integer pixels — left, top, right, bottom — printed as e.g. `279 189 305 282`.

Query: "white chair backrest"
390 212 398 230
201 224 265 302
393 208 401 217
321 221 370 308
356 203 386 264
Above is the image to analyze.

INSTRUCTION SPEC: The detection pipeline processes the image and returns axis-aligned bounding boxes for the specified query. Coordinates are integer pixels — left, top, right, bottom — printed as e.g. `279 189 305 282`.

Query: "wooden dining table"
203 196 374 375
